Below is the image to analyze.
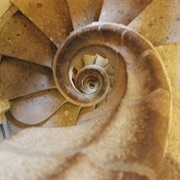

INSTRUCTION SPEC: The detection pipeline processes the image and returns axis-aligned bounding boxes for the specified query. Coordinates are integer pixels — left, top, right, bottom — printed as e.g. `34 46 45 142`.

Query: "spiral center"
87 79 96 89
74 66 104 96
81 75 100 93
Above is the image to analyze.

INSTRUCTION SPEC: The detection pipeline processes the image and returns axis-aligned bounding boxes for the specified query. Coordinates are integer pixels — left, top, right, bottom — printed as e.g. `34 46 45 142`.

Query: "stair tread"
99 0 152 25
84 54 96 66
156 42 180 89
10 89 65 125
43 102 81 127
0 12 56 68
128 0 180 46
11 0 73 47
95 55 109 67
0 57 56 99
66 0 103 29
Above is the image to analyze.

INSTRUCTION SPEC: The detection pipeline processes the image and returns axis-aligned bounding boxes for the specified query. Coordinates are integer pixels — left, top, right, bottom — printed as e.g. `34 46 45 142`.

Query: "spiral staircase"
0 0 179 179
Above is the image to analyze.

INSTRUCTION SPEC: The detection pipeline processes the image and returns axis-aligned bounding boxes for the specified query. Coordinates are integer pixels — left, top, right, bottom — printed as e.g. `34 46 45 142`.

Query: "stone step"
66 0 103 30
11 0 73 47
41 102 82 127
0 12 56 68
99 0 152 25
10 89 65 125
128 0 180 46
0 57 56 100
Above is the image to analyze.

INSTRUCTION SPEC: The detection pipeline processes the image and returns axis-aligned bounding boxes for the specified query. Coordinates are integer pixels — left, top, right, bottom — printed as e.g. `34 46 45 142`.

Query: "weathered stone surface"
156 43 180 179
10 89 65 125
0 57 56 99
159 86 180 179
0 0 178 179
156 42 180 89
0 12 56 68
11 0 73 47
0 23 171 180
66 0 103 29
128 0 180 46
99 0 152 25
